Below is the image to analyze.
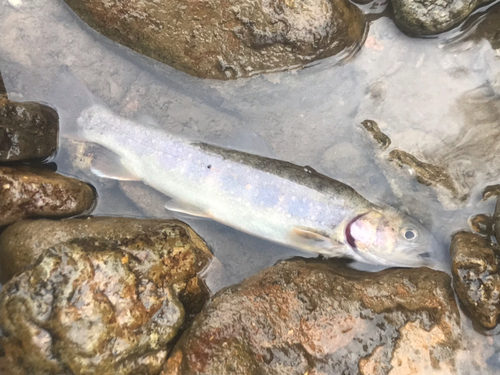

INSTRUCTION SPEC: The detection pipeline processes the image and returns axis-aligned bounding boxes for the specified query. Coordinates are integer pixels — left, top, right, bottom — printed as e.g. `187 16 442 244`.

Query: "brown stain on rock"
163 258 461 375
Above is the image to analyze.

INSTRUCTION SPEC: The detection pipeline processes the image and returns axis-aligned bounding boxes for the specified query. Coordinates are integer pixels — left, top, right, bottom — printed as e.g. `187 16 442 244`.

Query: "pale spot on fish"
287 197 310 218
245 184 252 190
252 185 280 208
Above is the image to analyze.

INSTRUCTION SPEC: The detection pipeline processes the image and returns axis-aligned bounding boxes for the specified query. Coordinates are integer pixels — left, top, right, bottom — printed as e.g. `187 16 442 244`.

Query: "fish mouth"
345 213 367 250
345 213 439 268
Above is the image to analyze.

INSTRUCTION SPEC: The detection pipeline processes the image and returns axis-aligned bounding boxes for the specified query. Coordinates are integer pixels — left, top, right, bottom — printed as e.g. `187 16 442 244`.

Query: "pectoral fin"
165 200 210 218
290 227 351 257
90 148 140 181
292 227 330 242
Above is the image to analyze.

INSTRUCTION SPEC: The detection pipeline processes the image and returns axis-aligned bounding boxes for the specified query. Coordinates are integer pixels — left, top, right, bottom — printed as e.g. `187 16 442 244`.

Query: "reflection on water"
1 0 500 372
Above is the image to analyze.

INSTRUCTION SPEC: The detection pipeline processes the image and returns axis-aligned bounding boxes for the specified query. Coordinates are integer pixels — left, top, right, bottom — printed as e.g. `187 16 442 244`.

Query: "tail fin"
46 66 103 136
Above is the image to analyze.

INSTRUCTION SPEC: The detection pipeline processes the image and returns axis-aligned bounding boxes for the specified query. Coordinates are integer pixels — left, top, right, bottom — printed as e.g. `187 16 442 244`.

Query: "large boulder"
164 258 461 375
0 218 215 375
63 0 366 79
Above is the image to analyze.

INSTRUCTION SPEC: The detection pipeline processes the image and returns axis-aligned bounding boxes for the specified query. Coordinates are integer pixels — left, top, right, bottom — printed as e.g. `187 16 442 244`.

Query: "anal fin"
165 200 210 218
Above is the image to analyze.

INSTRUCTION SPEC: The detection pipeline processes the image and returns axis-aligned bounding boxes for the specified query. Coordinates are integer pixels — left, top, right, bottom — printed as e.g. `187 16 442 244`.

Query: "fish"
73 103 440 268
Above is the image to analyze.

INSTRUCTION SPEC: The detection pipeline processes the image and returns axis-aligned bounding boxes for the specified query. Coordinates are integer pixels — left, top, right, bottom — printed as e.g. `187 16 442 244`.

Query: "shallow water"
1 0 500 372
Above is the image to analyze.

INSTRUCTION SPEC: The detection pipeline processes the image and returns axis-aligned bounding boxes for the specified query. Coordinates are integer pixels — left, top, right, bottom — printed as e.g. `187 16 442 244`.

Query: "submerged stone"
0 166 95 227
388 149 467 203
465 2 500 50
0 219 214 375
450 231 500 328
391 0 489 35
63 0 366 80
0 96 58 162
163 258 461 375
0 72 58 162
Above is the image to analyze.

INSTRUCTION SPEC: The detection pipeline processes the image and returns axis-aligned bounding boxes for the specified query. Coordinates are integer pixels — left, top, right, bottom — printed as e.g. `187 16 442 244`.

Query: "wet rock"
388 149 467 202
0 72 58 161
361 119 391 150
465 2 500 50
0 166 95 227
164 258 461 375
63 0 366 80
0 218 215 375
391 0 489 35
0 217 214 288
451 231 500 328
468 213 494 236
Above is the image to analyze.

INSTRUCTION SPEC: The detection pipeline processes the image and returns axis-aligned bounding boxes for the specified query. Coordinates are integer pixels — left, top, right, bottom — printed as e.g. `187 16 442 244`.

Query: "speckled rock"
0 166 95 227
0 86 58 161
391 0 489 35
163 258 461 375
63 0 366 80
451 231 500 328
0 218 215 375
0 217 214 290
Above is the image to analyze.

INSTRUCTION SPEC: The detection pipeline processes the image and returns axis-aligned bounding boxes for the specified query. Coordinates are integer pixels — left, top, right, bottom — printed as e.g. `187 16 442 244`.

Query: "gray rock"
0 166 96 227
391 0 489 35
62 0 366 79
0 218 215 375
164 258 461 375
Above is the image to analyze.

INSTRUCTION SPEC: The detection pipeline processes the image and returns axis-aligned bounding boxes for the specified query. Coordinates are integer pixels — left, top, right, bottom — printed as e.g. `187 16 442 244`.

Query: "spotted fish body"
78 105 437 267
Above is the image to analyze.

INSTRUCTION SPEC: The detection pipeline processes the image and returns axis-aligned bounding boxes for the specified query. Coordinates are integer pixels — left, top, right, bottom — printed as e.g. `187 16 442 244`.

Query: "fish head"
345 209 439 267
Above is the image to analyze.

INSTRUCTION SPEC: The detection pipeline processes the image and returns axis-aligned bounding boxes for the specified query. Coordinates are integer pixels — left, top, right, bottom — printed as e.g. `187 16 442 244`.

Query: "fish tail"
46 66 103 138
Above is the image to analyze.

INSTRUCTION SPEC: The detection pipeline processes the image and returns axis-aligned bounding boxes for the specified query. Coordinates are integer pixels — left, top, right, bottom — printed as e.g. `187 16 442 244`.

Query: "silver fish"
76 104 438 267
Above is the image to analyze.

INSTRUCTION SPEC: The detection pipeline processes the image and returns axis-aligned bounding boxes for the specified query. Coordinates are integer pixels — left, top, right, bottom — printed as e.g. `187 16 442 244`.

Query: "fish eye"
402 228 418 241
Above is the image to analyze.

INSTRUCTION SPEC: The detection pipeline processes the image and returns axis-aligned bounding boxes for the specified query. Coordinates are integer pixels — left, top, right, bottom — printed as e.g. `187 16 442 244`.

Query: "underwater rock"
163 258 461 375
451 231 500 328
361 119 391 150
465 2 500 50
468 213 494 236
0 166 95 227
388 149 467 202
391 0 489 35
0 95 58 162
0 219 214 375
63 0 366 80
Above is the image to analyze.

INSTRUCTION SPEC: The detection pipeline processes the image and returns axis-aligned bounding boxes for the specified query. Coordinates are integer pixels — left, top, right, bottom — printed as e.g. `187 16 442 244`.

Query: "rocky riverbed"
1 0 500 374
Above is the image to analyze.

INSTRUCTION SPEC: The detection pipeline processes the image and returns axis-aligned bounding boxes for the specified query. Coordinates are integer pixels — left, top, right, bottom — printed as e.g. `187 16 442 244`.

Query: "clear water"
1 0 500 372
